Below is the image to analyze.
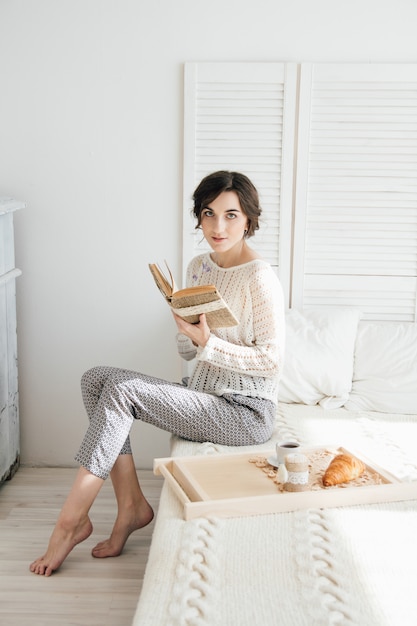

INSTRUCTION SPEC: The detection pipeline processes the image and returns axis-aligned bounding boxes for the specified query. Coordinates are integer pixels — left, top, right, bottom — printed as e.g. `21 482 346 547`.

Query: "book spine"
171 300 225 317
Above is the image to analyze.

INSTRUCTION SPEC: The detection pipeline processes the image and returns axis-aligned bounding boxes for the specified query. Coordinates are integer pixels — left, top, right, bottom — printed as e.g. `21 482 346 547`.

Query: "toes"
91 541 106 555
91 544 109 558
29 559 44 575
30 560 54 576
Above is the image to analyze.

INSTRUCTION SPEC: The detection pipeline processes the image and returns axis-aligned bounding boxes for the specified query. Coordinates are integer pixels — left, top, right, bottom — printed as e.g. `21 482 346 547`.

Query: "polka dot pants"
74 365 276 479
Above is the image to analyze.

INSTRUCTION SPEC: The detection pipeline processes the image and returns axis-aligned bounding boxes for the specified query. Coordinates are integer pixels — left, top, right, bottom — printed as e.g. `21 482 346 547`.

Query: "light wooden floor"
0 467 163 626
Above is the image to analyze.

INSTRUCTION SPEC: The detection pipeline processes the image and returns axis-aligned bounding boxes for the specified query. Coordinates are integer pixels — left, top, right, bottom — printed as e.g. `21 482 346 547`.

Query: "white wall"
1 0 416 469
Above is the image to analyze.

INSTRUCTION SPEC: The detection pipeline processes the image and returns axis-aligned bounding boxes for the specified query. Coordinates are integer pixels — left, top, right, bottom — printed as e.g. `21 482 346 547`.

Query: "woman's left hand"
173 312 210 348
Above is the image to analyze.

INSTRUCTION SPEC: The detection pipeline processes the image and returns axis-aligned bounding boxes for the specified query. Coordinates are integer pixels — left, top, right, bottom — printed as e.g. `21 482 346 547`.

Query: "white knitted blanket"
133 404 417 626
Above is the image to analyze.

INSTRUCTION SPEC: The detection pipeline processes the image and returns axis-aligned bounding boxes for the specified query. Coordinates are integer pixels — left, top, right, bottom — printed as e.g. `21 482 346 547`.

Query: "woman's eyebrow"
205 206 241 212
202 204 242 213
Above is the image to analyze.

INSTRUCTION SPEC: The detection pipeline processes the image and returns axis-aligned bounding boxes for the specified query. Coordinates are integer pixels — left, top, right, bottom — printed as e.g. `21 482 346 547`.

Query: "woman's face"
200 191 248 255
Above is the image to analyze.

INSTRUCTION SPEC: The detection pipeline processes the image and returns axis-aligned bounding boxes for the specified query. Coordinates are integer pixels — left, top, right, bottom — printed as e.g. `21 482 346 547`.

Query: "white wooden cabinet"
0 197 24 484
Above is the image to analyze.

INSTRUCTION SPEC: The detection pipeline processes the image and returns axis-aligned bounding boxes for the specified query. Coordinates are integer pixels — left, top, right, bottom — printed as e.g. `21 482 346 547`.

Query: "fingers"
173 313 210 347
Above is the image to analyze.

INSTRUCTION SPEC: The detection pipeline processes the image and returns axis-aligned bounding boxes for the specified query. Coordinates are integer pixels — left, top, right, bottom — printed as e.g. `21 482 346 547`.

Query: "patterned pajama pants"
74 365 276 479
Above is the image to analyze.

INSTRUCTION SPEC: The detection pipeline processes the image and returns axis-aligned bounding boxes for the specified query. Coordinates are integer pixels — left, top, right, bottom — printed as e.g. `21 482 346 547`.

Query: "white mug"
276 441 300 465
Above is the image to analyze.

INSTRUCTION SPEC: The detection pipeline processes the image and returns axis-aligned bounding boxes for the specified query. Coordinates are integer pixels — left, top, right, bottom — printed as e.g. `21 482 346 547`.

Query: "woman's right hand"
172 312 210 348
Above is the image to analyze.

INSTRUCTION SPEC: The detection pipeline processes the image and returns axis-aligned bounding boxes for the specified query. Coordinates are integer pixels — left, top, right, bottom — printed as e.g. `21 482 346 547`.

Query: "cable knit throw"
133 404 417 626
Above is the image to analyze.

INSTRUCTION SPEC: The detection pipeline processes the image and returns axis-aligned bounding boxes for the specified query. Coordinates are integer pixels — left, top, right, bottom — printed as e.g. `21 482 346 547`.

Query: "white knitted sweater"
176 253 285 403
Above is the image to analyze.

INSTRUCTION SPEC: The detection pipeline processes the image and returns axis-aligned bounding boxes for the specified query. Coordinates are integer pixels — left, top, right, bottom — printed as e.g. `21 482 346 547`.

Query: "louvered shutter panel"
293 63 417 321
183 62 297 305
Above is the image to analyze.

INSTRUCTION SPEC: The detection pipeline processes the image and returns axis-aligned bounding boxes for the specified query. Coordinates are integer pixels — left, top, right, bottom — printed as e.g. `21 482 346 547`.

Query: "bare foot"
30 516 93 576
92 502 154 558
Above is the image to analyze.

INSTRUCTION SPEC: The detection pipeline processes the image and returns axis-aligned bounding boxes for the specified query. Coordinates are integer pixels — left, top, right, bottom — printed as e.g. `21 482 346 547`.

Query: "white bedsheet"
133 404 417 626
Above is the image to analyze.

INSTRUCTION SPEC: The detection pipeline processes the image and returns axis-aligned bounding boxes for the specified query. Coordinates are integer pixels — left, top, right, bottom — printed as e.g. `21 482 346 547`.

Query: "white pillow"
345 322 417 414
279 308 361 409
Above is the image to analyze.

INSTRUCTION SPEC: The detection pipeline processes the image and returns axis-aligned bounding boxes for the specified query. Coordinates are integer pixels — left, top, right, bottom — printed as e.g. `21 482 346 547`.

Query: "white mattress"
133 403 417 626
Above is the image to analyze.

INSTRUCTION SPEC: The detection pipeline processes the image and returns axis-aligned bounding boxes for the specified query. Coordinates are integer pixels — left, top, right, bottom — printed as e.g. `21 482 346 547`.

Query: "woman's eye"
226 213 237 219
203 210 213 217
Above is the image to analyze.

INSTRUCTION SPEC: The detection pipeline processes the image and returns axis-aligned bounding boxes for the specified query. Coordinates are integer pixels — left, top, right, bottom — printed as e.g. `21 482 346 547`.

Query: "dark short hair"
192 171 261 238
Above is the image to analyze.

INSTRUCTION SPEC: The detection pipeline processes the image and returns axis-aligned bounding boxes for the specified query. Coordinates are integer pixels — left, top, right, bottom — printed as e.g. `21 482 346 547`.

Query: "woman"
30 170 285 576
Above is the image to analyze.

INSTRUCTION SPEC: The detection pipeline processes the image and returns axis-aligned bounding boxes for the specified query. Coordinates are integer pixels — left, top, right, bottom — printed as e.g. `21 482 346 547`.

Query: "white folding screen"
183 62 417 322
183 62 297 304
293 63 417 321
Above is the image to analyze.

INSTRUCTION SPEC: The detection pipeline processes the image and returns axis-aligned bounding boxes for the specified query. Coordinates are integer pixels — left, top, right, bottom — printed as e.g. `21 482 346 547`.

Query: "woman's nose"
212 217 224 232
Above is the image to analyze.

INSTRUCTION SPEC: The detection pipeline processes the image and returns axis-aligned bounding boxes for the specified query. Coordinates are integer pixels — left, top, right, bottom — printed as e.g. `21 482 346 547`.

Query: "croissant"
322 453 366 486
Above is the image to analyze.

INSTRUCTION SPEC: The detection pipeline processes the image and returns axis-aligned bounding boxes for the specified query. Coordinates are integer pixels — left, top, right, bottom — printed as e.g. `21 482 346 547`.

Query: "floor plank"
0 467 162 626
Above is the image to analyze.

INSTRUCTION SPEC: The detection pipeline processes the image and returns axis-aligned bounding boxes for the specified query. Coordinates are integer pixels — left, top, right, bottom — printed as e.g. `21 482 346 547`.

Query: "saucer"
267 455 281 468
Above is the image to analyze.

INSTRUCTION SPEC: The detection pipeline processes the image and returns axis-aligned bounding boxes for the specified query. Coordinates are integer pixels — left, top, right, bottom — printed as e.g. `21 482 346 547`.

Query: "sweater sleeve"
176 333 197 361
195 266 285 379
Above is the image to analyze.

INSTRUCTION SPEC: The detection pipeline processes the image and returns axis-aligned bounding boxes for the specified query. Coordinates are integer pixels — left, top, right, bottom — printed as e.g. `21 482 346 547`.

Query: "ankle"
117 495 151 513
56 512 89 533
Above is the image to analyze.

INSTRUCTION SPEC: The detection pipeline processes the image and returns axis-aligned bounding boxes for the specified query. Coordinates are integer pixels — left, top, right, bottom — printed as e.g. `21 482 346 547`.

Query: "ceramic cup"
275 441 300 465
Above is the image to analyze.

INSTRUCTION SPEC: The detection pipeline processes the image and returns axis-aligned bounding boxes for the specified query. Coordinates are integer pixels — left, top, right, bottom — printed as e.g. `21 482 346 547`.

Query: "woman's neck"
211 242 260 268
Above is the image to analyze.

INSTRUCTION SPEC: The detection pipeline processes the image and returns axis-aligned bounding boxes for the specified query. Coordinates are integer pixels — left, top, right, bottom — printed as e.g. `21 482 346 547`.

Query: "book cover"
149 262 239 329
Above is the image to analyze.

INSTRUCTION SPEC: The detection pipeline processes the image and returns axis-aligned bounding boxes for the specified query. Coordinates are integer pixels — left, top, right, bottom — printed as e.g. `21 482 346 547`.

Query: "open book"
149 262 239 329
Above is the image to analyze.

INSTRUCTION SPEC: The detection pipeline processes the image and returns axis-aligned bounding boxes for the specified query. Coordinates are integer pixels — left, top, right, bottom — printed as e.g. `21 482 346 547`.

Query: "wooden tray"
153 446 417 520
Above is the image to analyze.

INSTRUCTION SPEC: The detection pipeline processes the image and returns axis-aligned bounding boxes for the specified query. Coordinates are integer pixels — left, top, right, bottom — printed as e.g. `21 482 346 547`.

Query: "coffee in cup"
275 441 300 465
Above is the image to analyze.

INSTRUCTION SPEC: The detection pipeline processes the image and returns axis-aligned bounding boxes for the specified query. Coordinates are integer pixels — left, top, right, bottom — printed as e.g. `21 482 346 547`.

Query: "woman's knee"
81 365 109 387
